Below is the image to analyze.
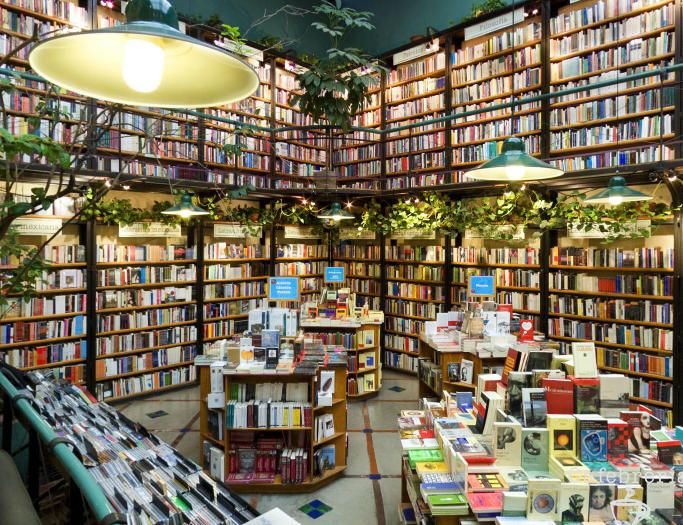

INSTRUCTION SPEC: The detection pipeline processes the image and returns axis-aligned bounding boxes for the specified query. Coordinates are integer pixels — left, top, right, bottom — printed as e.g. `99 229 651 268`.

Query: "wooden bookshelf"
198 364 347 493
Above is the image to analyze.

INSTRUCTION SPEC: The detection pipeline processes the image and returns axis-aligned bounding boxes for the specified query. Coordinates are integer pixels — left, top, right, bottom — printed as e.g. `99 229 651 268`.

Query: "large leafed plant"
289 0 386 131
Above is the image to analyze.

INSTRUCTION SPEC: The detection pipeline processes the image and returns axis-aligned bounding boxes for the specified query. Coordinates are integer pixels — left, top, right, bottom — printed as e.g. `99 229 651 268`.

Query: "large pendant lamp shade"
466 137 564 182
161 193 210 218
28 0 259 108
584 176 653 206
317 202 355 221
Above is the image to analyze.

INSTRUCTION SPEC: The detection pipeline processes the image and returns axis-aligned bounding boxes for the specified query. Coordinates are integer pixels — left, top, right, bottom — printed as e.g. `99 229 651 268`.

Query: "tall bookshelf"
93 224 198 401
202 223 269 349
333 234 382 310
451 11 543 184
452 237 542 322
0 215 87 384
273 60 328 190
383 235 447 374
274 227 328 305
548 0 676 172
547 227 674 423
384 49 449 190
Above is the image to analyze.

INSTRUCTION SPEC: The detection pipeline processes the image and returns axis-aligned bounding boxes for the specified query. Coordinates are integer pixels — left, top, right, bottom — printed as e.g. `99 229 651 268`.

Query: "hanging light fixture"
466 0 563 182
28 0 259 108
161 193 210 218
466 137 564 181
316 202 355 221
584 176 653 206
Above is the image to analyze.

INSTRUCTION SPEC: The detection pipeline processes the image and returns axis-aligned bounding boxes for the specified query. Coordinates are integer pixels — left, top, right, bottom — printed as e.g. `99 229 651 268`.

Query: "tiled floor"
119 369 418 525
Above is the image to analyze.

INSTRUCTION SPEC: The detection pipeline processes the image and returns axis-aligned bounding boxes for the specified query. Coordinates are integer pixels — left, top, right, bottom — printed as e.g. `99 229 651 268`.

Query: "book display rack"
198 363 347 493
333 236 382 311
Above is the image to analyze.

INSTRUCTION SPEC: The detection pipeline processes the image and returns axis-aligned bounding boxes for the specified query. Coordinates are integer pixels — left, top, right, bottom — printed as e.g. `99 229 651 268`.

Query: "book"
527 478 561 520
546 414 576 459
656 439 683 466
542 377 574 415
522 388 547 427
460 359 474 384
588 484 616 522
571 342 597 378
467 472 508 492
521 428 549 474
494 421 522 467
598 374 630 418
558 482 589 523
574 415 608 463
569 376 599 414
606 418 629 461
447 362 461 382
507 371 532 419
620 410 654 453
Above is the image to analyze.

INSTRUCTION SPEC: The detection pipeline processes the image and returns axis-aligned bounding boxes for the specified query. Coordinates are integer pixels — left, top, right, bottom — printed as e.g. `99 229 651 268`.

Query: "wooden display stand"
301 320 382 401
199 365 347 493
418 334 505 399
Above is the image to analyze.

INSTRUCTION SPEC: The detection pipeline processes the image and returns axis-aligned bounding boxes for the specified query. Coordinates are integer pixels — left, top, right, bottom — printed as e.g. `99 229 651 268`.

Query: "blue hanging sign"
468 275 496 297
324 266 345 283
268 277 300 301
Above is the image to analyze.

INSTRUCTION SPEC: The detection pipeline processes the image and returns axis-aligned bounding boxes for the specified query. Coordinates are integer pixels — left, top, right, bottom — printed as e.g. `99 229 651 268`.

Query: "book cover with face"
521 428 549 474
493 421 522 467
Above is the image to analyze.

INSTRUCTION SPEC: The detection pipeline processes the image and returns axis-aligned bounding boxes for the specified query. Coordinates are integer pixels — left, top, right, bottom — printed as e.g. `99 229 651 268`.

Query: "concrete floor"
118 369 418 525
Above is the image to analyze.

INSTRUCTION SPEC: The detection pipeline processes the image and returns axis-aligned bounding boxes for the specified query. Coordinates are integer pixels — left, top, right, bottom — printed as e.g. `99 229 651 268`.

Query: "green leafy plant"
289 0 386 131
462 0 507 23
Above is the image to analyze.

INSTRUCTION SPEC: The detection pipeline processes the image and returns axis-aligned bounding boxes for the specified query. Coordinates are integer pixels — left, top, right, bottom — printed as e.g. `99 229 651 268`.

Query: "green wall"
173 0 512 59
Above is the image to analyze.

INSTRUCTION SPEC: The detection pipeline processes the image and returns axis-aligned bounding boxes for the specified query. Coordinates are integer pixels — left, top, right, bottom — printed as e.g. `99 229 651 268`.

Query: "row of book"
547 319 673 350
96 244 194 262
456 136 544 163
451 114 542 143
96 365 196 401
452 72 541 105
95 345 197 378
338 161 381 177
0 315 86 344
549 297 672 324
384 334 419 353
387 265 444 281
550 114 672 149
386 316 424 335
204 281 265 299
548 273 672 295
3 294 85 318
204 299 260 319
347 374 376 395
204 263 265 280
550 246 673 268
452 46 541 85
98 287 193 309
334 143 381 163
385 299 440 319
597 347 672 377
549 4 673 58
97 306 196 332
453 247 539 266
383 349 419 372
97 266 196 286
550 0 670 35
348 352 376 373
95 326 197 356
203 243 264 260
274 261 326 276
334 245 380 259
550 143 674 171
388 53 446 84
0 340 86 367
386 282 444 301
386 246 445 262
495 292 540 312
225 401 312 429
631 377 672 403
346 279 381 296
386 77 445 102
385 132 445 155
227 382 309 403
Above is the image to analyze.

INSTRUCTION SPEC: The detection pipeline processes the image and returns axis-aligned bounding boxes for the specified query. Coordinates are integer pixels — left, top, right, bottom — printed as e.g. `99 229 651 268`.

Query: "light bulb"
507 165 525 181
122 38 164 93
178 210 192 219
608 195 624 206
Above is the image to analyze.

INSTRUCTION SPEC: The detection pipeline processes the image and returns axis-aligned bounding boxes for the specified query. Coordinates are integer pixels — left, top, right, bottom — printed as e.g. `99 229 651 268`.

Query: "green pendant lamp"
28 0 259 108
584 176 652 206
466 137 564 181
161 193 209 218
316 202 355 221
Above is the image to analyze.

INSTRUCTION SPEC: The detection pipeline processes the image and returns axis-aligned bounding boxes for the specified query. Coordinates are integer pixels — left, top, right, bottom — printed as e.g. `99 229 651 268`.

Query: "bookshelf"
384 49 449 190
451 12 543 185
383 235 447 375
203 223 269 348
302 321 382 400
274 227 328 304
93 224 198 401
273 60 328 190
417 334 506 399
198 364 347 492
548 0 676 172
0 218 87 385
333 234 383 310
547 226 674 422
451 238 542 322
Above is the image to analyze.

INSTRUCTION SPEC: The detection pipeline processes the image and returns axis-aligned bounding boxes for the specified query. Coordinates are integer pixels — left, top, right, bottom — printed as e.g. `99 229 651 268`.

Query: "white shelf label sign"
214 224 262 238
12 217 62 235
567 220 651 239
119 222 182 238
284 225 319 239
390 229 435 240
339 228 376 240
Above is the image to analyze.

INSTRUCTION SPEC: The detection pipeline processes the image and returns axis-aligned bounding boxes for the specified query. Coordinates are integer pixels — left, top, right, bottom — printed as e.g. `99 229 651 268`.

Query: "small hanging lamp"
161 193 209 218
584 176 653 206
316 202 355 221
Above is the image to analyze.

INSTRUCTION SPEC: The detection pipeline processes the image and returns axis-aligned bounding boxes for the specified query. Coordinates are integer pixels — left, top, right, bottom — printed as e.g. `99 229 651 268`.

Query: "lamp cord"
510 0 517 138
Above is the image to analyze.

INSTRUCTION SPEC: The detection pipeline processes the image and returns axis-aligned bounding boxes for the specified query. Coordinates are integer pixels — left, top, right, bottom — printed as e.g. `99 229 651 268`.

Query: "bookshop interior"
7 0 683 523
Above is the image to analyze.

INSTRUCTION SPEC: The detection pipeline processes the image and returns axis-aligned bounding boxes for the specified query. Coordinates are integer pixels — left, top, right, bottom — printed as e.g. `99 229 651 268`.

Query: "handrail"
0 370 124 524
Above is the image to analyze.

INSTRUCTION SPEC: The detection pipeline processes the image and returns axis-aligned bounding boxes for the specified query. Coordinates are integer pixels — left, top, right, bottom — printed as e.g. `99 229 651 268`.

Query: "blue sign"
268 277 300 301
324 266 345 283
469 275 495 297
